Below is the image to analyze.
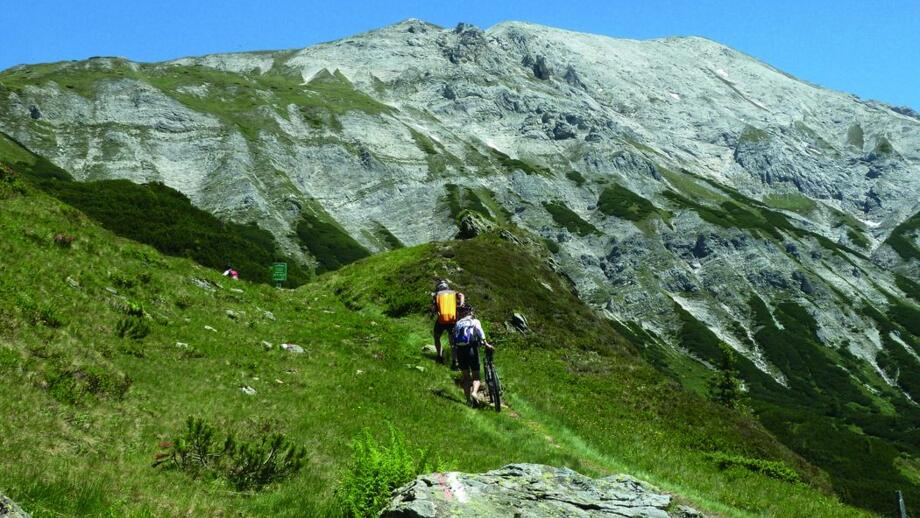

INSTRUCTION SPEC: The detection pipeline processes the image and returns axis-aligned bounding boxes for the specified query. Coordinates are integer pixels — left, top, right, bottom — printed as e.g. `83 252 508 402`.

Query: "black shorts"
455 344 480 372
434 321 455 341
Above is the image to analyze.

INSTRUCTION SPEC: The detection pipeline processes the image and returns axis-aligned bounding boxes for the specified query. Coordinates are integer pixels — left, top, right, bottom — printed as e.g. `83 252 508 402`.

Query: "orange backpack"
435 291 458 324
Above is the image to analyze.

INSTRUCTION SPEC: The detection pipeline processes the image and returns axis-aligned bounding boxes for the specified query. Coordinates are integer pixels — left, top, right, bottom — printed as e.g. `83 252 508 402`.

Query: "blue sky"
3 0 918 108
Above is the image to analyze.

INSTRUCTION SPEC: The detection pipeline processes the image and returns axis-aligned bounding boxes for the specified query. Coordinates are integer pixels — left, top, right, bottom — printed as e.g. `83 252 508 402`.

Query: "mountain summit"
2 19 920 513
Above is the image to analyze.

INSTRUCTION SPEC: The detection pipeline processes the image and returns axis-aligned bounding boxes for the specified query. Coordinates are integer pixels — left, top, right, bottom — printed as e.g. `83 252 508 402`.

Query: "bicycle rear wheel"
485 362 501 412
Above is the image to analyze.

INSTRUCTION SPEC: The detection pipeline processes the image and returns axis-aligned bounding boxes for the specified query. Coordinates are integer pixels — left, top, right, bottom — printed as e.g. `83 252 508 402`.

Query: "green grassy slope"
0 171 870 517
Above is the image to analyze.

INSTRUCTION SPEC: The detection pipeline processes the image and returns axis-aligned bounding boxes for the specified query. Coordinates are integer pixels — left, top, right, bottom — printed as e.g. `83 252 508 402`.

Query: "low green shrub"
155 417 307 492
0 162 28 198
17 295 63 328
45 364 131 405
115 315 149 340
705 451 801 484
337 426 448 517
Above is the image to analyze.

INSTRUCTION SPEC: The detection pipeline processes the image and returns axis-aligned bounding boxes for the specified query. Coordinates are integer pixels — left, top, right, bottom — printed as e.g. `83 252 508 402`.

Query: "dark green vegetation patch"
40 179 310 286
543 201 599 236
296 211 370 273
597 184 661 221
371 221 405 250
2 133 310 285
886 210 920 262
896 274 920 304
489 148 550 176
664 171 865 259
739 125 770 144
565 170 586 186
443 183 492 222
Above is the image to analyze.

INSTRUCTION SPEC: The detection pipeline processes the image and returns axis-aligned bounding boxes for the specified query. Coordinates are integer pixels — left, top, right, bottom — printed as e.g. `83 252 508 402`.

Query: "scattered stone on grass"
509 312 529 333
240 386 256 396
281 343 304 354
204 325 217 332
190 277 216 292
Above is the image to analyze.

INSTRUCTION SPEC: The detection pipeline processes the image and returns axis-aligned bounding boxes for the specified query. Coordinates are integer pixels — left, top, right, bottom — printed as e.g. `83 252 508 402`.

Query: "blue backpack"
453 318 481 346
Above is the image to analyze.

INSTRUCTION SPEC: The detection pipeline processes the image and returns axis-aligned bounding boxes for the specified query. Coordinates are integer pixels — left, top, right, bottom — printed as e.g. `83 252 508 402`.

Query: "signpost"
272 262 288 288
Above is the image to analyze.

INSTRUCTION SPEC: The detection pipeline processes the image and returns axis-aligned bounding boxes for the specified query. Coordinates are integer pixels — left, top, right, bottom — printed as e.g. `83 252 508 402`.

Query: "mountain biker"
453 304 493 407
432 280 465 367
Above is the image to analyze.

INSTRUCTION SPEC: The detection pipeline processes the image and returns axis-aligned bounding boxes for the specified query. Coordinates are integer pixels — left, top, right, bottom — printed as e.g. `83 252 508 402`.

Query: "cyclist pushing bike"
452 304 494 408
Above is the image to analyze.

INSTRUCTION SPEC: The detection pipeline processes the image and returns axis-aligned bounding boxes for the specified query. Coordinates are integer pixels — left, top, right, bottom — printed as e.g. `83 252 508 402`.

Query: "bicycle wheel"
485 362 501 412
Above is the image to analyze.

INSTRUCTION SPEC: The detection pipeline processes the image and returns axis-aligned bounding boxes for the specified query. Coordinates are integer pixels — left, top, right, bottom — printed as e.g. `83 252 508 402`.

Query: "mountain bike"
482 346 502 412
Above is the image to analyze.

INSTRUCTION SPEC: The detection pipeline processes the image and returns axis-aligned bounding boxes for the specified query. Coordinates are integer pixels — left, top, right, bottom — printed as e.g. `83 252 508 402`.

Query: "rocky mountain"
3 19 920 513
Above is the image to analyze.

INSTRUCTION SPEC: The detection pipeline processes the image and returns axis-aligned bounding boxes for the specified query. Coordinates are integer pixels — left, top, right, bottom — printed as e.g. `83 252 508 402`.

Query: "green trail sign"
271 262 288 287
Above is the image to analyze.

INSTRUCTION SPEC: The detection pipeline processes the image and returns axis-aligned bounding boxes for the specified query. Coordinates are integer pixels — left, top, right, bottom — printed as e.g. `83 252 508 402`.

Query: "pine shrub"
155 417 307 492
116 316 149 340
705 451 801 484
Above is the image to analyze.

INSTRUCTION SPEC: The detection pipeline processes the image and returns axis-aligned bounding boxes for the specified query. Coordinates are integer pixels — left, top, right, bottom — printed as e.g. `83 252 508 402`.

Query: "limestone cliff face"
2 19 920 401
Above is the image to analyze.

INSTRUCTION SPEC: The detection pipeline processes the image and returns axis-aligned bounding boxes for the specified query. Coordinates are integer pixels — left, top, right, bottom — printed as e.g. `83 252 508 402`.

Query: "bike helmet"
435 279 450 291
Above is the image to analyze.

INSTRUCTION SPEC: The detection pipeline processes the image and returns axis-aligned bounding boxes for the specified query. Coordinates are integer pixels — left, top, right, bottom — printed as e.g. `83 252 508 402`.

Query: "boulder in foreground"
0 494 31 518
381 463 704 517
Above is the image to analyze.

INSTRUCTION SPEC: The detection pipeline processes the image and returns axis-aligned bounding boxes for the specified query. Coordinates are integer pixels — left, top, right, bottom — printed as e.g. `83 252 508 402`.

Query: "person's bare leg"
471 372 481 400
462 371 472 401
433 326 443 362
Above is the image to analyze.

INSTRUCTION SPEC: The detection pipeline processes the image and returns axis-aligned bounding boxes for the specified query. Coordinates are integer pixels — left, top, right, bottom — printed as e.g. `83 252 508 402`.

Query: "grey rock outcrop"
0 494 31 518
381 463 703 517
456 211 496 239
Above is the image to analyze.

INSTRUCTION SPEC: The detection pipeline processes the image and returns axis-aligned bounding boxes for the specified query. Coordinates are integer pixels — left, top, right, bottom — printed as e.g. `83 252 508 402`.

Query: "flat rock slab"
381 463 704 517
0 494 31 518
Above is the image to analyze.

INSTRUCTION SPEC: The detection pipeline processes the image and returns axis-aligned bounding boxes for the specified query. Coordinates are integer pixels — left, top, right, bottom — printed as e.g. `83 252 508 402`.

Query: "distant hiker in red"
223 267 239 280
431 279 465 367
